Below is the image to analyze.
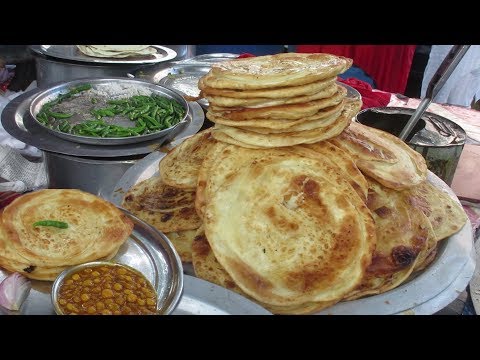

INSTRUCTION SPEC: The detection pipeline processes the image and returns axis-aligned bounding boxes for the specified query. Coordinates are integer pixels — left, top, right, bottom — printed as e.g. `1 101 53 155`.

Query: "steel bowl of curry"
52 261 163 315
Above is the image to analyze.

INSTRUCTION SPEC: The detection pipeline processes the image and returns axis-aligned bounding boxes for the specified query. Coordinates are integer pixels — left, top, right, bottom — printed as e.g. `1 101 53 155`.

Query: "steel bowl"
51 261 175 315
29 77 189 145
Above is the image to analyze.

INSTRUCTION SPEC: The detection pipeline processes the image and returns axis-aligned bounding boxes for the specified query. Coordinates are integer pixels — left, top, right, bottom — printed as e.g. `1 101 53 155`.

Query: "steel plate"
106 150 474 315
30 45 177 65
1 87 204 157
155 65 211 109
0 209 184 315
173 275 271 315
29 78 189 145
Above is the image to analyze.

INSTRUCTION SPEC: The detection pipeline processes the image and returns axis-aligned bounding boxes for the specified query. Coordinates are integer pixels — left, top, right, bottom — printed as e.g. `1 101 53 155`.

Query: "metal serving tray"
106 150 475 315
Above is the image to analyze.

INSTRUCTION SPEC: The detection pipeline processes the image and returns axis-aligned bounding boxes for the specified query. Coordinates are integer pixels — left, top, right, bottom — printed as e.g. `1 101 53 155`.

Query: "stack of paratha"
77 45 157 58
198 53 360 148
121 53 468 314
122 129 217 262
0 189 133 281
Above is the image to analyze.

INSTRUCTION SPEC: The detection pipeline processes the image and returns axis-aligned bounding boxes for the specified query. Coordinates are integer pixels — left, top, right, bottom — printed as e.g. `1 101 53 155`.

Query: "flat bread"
77 45 157 58
211 99 356 148
331 121 428 189
1 189 133 268
159 129 217 189
164 229 198 263
205 82 338 108
191 227 339 314
297 142 368 201
204 152 376 306
200 53 352 90
363 178 433 276
402 180 467 241
122 176 201 233
208 86 347 121
207 101 345 129
199 77 336 99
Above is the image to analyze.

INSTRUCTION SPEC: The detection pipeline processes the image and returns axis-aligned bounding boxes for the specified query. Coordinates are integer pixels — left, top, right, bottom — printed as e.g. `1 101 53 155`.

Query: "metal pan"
29 77 189 146
30 45 177 65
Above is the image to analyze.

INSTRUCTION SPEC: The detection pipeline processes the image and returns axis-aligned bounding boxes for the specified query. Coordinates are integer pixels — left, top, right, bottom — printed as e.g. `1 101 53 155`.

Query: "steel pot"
30 45 194 87
43 151 145 198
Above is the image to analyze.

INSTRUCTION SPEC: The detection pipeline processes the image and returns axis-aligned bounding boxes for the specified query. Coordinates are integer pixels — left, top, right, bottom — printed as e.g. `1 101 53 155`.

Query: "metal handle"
398 45 470 141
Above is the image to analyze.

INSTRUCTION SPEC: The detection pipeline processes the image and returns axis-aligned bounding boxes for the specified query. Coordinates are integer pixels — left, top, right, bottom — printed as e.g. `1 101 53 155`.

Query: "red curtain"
296 45 416 94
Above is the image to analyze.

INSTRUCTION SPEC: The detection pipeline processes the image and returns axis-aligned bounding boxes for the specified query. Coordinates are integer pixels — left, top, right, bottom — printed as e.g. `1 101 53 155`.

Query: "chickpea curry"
57 264 157 315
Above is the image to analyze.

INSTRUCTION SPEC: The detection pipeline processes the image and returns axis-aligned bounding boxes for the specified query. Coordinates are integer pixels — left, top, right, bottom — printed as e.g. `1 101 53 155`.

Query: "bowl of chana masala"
52 262 160 315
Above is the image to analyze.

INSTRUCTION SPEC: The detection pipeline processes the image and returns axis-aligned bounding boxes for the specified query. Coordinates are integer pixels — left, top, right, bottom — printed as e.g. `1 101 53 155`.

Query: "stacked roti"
77 45 157 58
122 129 217 262
0 189 133 281
120 52 468 314
198 53 360 148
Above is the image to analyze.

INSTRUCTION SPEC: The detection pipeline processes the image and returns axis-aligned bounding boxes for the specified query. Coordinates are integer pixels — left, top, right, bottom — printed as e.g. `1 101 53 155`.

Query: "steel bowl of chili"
29 77 189 146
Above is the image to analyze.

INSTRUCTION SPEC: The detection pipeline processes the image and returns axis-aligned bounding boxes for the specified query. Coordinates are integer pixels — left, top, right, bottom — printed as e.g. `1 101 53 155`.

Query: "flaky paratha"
205 82 338 108
164 229 198 263
199 53 352 90
208 86 347 121
1 189 133 268
204 152 376 306
192 227 339 314
122 176 201 233
199 76 336 99
331 121 428 189
402 180 467 241
159 129 216 189
211 99 356 148
207 102 344 129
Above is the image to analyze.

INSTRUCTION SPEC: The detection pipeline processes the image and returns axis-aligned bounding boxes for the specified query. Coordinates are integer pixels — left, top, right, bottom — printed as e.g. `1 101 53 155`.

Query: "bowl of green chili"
29 77 189 145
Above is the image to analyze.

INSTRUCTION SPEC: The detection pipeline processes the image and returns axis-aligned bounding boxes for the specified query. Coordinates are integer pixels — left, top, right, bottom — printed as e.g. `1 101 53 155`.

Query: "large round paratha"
204 152 376 306
1 189 133 268
199 53 352 90
331 121 428 189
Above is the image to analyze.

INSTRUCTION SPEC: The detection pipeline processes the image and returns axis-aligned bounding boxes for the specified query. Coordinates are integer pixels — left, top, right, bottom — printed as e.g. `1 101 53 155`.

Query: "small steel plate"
30 45 177 65
29 78 189 145
0 209 184 315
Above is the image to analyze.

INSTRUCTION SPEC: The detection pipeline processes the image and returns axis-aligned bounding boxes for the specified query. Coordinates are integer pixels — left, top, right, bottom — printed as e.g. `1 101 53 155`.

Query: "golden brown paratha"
191 227 339 314
1 189 133 269
159 129 217 189
208 86 347 121
331 121 428 189
122 176 201 233
402 180 467 241
206 101 344 129
164 229 197 263
205 82 338 108
199 76 336 99
210 98 356 148
199 53 352 90
204 151 376 306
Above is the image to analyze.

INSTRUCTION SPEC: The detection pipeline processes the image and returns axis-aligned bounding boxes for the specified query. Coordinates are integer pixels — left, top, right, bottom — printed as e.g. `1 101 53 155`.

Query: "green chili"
33 220 69 229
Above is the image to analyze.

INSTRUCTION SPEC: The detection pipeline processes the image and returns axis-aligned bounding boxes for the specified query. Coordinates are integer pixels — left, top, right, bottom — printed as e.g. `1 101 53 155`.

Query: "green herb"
33 220 69 229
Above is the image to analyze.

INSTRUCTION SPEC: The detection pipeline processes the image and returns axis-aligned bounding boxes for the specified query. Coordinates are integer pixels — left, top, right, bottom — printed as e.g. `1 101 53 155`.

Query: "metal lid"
30 45 177 65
